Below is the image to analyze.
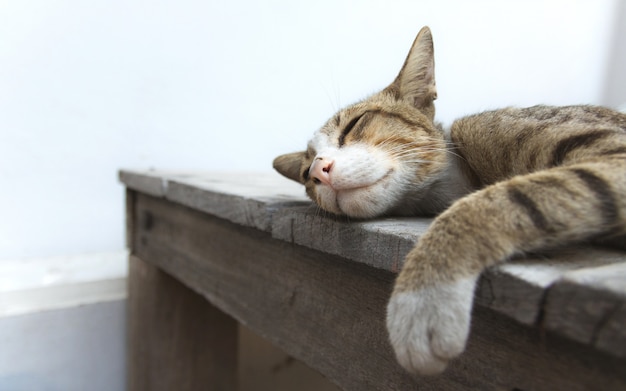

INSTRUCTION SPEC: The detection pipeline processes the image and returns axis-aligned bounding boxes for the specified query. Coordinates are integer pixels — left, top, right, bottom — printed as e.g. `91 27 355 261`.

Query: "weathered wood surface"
127 254 237 391
121 170 626 389
120 170 626 359
127 192 626 390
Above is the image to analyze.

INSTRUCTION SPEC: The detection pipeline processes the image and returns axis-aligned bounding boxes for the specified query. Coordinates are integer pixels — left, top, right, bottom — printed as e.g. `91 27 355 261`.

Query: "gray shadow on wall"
602 0 626 111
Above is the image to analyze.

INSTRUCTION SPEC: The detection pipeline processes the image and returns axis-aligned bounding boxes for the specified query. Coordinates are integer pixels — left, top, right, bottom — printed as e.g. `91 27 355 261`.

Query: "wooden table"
120 170 626 391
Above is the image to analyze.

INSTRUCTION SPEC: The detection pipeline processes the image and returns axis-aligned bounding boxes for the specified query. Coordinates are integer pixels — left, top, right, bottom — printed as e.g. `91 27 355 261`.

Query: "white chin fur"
316 182 398 218
386 275 478 376
316 170 404 218
337 187 395 218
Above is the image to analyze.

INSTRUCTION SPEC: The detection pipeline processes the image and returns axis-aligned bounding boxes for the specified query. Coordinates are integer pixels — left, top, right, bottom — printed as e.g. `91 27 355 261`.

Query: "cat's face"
274 27 444 218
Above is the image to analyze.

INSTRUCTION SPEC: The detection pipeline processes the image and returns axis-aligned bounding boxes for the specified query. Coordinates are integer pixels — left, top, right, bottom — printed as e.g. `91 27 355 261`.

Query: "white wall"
0 0 623 260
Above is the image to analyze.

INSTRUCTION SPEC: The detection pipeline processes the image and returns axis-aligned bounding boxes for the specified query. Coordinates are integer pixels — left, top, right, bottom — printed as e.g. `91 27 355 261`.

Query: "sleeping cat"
273 26 626 375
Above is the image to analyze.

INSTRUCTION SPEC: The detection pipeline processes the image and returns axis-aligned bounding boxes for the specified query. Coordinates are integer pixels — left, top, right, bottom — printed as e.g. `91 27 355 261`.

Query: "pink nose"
309 157 334 186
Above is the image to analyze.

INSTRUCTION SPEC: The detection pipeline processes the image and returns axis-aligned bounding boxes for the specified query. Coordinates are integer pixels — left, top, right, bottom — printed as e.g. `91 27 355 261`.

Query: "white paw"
386 275 478 375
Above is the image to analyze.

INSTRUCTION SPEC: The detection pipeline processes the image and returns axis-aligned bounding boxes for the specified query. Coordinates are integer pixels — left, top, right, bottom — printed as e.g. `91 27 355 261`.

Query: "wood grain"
544 262 626 358
127 254 237 391
128 192 626 391
120 170 626 357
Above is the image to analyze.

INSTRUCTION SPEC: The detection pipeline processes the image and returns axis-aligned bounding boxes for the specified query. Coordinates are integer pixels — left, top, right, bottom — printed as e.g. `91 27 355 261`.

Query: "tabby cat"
273 26 626 375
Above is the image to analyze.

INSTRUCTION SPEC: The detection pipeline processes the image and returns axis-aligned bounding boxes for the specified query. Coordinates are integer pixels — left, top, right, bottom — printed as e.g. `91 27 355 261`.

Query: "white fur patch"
308 130 403 217
310 129 335 154
386 275 478 375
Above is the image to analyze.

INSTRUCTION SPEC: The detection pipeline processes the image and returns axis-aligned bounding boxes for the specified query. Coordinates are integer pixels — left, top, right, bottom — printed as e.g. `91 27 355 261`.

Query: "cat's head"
274 26 447 218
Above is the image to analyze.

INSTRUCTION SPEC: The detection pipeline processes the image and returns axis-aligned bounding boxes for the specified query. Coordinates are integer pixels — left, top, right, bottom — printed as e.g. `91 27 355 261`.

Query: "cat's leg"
387 158 626 375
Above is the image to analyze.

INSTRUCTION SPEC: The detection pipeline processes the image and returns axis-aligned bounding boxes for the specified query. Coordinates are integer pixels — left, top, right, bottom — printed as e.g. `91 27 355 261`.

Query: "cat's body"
273 27 626 375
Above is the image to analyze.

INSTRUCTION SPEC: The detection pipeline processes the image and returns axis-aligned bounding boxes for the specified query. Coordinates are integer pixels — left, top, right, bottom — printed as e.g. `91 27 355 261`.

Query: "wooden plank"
165 175 309 232
119 169 310 232
544 262 626 359
120 170 626 358
475 248 626 326
271 205 429 272
127 254 238 391
130 192 626 391
119 170 169 197
125 189 136 249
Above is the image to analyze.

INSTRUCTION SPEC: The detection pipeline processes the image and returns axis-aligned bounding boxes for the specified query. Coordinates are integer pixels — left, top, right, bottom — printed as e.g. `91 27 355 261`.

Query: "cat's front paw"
386 275 478 375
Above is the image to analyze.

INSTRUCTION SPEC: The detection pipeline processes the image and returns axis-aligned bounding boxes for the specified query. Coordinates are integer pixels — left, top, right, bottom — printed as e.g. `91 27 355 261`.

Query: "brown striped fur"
273 26 626 375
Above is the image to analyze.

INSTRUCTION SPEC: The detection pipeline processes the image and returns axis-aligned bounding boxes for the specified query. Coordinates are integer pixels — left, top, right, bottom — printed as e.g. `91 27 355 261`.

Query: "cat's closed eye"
338 113 366 147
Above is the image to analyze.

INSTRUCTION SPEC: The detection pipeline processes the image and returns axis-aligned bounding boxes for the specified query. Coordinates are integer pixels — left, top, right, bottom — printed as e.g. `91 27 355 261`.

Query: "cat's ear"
273 152 306 184
387 26 437 119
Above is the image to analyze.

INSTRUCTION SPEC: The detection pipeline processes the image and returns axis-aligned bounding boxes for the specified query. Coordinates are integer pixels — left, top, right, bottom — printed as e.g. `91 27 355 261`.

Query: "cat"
273 26 626 376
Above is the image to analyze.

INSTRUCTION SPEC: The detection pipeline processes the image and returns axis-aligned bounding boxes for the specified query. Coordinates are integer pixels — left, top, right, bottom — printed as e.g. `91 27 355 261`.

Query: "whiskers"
376 136 465 164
